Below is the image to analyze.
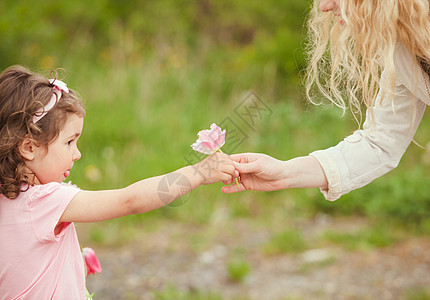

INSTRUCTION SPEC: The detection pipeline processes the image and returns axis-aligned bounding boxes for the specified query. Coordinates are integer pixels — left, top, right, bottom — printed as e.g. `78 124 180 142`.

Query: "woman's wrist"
283 156 328 189
280 160 293 189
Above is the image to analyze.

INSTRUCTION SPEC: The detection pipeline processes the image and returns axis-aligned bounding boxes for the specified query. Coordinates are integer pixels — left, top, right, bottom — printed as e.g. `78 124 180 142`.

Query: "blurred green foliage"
2 0 430 232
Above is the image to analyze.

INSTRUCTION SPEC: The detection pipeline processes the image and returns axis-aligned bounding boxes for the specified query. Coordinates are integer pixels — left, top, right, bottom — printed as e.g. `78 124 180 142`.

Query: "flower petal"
82 247 102 277
191 123 226 154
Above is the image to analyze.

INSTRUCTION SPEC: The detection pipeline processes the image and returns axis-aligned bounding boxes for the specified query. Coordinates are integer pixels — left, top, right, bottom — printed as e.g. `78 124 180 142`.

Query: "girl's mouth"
64 170 70 178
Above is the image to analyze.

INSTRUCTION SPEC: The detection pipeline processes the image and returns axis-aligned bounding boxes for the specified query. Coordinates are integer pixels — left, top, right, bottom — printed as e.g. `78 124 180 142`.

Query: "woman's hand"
222 153 328 193
221 153 289 193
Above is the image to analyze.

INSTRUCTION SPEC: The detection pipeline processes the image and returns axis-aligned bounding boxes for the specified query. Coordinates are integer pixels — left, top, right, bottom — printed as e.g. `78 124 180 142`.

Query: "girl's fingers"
222 176 236 185
221 173 235 182
222 164 236 175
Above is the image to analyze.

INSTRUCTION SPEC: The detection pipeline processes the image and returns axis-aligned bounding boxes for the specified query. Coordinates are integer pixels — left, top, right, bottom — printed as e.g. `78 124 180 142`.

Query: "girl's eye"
67 140 73 146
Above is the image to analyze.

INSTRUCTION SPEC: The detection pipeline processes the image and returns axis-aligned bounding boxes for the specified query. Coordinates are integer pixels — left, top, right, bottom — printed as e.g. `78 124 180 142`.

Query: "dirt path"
81 216 430 300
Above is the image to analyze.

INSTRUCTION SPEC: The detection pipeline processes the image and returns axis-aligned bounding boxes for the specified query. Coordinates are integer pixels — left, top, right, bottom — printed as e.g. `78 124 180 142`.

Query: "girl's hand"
194 152 237 185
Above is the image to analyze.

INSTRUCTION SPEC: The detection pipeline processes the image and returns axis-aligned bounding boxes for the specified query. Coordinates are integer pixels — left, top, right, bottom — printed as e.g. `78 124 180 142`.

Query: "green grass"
227 258 251 283
322 226 399 251
403 289 430 300
263 229 308 255
153 284 223 300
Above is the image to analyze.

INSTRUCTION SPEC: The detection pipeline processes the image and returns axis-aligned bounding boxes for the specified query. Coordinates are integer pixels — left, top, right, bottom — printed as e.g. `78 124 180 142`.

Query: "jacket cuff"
309 150 343 201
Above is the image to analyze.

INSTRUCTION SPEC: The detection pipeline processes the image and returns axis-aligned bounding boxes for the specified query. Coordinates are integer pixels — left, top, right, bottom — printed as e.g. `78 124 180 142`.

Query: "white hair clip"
32 79 69 123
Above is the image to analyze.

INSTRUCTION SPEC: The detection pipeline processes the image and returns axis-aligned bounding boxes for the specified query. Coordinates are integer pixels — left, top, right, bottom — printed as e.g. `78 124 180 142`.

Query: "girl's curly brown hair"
0 65 85 199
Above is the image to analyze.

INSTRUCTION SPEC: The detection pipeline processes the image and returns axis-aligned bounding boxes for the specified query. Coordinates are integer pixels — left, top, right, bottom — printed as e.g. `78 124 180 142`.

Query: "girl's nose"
73 148 81 161
320 0 337 12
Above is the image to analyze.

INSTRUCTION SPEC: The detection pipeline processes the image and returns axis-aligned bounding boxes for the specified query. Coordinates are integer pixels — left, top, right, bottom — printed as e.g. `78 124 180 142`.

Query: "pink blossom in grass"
191 123 226 154
82 247 102 277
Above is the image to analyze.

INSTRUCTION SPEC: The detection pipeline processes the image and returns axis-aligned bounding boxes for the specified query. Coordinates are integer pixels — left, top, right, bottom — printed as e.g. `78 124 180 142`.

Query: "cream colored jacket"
310 42 430 201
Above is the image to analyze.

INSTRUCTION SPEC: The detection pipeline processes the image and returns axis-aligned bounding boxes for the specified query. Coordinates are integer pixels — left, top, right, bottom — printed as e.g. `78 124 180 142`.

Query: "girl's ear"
19 136 36 161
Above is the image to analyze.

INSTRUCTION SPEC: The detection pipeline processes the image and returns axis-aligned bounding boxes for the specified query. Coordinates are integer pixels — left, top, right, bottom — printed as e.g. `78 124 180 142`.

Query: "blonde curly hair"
305 0 430 124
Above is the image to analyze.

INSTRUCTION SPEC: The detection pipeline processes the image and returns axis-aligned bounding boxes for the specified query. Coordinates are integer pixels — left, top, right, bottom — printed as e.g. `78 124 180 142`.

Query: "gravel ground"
81 216 430 300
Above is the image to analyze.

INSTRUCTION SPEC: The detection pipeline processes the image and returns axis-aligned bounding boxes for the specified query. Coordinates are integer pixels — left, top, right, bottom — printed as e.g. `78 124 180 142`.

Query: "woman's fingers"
221 182 246 193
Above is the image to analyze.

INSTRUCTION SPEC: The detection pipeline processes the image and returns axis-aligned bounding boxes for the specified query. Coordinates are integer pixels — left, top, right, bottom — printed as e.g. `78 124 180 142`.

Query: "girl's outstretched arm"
60 152 236 223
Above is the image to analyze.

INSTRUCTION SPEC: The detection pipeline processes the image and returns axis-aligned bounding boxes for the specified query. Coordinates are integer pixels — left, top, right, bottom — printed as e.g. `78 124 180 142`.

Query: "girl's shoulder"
25 182 80 200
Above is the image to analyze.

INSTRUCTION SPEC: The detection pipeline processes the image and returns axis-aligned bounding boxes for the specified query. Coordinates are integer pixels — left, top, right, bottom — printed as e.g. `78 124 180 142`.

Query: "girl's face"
25 114 83 184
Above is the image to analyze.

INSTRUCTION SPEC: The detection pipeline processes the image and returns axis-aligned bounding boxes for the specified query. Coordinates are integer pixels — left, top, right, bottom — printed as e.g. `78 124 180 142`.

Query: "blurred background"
2 0 430 299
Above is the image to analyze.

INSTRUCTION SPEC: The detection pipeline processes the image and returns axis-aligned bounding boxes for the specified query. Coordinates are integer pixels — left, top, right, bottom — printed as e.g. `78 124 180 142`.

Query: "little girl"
0 65 237 299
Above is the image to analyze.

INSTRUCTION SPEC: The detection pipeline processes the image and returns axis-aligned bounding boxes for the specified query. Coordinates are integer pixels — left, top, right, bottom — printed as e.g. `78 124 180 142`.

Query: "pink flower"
82 247 102 277
191 123 226 154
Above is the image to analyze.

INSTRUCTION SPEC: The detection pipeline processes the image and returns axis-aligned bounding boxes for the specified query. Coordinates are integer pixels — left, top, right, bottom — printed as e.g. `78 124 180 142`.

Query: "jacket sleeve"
310 71 427 201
